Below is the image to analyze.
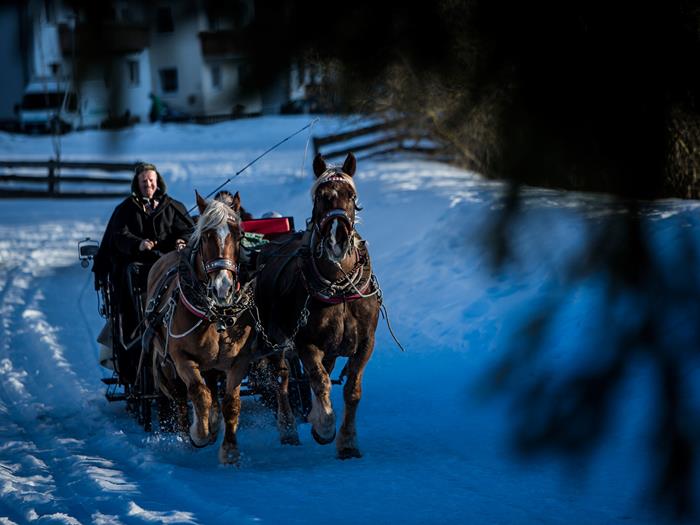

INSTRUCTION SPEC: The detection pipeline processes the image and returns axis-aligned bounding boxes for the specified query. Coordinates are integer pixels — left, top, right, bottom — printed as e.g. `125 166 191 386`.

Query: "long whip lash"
188 118 320 213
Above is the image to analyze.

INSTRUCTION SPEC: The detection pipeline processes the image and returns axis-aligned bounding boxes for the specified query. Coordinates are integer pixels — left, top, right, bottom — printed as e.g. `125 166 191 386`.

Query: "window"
207 11 220 31
159 68 178 93
234 4 248 28
43 0 55 23
127 60 140 86
211 65 222 90
156 7 174 33
238 63 252 88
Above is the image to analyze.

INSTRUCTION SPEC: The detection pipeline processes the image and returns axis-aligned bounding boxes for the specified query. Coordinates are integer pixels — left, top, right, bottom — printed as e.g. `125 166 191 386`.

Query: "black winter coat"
93 194 193 291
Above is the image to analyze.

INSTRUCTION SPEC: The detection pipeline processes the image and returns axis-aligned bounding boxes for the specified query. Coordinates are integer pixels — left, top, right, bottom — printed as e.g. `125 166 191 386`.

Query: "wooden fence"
312 119 445 161
0 159 134 198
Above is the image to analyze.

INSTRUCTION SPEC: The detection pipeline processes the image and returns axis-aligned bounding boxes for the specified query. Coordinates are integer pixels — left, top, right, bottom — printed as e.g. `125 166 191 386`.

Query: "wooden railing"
0 159 134 198
312 118 445 161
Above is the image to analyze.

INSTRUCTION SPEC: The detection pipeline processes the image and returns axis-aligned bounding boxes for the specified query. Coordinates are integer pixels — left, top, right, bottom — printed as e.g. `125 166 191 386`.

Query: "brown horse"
254 153 380 459
145 191 255 464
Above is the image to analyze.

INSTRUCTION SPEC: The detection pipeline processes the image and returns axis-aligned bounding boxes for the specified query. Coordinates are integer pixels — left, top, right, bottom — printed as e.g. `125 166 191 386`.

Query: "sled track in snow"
0 221 205 523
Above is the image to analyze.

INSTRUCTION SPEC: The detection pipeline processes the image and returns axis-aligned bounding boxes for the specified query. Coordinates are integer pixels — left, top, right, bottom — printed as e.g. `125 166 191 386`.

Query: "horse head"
311 153 359 262
191 190 242 305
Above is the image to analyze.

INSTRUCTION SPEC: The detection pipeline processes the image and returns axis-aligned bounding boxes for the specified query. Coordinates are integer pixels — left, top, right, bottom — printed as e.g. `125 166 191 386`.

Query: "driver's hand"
175 239 186 251
139 239 155 251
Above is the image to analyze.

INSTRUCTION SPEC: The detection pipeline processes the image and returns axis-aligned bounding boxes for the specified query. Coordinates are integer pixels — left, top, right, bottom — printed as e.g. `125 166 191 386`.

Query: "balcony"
59 23 149 56
198 31 243 59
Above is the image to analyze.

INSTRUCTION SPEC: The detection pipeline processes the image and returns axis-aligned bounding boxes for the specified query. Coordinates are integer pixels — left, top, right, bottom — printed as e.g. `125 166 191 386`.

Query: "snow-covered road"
0 117 697 524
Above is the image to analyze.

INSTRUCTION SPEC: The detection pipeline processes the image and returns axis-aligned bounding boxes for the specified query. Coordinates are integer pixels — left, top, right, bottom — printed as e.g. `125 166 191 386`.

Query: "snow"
0 116 697 523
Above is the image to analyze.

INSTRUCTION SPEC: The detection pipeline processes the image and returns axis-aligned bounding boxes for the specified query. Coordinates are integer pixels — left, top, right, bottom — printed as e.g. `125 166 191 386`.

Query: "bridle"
176 215 251 332
310 169 358 260
300 168 379 304
195 216 241 294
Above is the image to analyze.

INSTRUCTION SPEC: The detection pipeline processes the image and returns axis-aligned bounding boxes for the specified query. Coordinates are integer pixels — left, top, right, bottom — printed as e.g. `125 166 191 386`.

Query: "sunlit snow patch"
26 509 80 524
22 309 73 375
0 461 55 504
91 512 124 525
70 455 137 493
0 359 29 399
127 502 198 524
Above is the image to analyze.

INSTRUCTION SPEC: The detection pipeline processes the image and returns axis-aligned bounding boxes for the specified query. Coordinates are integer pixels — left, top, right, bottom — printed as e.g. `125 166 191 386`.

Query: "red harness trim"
177 275 209 319
311 289 369 304
177 275 241 320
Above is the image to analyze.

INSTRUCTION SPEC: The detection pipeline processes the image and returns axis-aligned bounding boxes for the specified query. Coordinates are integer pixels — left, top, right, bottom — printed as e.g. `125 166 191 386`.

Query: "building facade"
6 0 318 129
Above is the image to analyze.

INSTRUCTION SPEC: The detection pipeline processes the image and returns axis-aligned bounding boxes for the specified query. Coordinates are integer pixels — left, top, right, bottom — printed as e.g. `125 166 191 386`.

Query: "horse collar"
301 241 374 304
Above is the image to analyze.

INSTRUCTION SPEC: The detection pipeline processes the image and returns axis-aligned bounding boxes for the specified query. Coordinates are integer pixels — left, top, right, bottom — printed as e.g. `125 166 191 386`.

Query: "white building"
0 2 25 123
148 0 262 117
18 0 151 127
9 0 317 130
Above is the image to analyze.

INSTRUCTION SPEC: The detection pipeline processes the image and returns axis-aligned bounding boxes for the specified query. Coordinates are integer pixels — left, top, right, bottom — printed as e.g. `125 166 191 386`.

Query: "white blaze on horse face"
212 224 234 302
328 219 344 260
326 217 352 262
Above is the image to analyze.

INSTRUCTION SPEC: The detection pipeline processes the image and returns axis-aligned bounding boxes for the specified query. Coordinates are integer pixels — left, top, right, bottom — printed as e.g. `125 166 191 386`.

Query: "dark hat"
131 162 167 196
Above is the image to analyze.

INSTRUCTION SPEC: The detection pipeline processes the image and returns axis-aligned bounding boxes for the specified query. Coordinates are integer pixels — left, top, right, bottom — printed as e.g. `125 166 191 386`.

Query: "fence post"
47 159 56 195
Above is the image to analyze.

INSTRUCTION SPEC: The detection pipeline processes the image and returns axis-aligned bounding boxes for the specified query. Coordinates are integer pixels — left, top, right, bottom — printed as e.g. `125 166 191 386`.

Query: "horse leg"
337 335 376 459
175 396 189 437
175 361 213 448
152 340 190 435
322 354 336 375
219 360 250 464
205 371 221 444
300 344 336 445
274 354 300 445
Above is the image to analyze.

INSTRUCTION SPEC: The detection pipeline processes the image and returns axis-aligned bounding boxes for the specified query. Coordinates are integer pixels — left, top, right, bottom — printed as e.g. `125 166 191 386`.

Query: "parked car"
18 79 108 133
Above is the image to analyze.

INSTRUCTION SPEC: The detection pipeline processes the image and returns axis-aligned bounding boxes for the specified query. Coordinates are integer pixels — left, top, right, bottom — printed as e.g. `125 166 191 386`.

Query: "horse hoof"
281 435 301 446
311 426 336 445
337 447 362 460
189 434 210 449
219 447 241 465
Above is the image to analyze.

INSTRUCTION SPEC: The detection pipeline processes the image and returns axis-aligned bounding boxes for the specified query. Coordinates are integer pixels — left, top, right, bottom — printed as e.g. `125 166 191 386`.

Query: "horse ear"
342 153 356 177
313 154 327 178
195 190 208 214
231 191 241 213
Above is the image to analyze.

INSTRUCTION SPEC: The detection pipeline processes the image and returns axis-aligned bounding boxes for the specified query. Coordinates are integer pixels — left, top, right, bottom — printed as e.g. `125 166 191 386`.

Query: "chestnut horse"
145 191 255 464
254 153 380 459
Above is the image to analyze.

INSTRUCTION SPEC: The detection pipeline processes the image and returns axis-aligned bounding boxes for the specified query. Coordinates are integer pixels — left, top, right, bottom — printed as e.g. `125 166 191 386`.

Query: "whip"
188 118 320 213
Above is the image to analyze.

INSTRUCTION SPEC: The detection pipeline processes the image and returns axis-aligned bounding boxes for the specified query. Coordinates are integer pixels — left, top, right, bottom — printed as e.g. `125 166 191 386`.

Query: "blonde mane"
189 199 240 247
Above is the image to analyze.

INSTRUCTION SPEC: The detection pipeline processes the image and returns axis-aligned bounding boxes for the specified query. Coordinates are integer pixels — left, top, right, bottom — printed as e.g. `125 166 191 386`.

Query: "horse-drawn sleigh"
80 153 381 463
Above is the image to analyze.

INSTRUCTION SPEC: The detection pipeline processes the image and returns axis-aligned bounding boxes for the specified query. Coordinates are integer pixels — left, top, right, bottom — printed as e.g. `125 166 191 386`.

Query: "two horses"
144 153 380 463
